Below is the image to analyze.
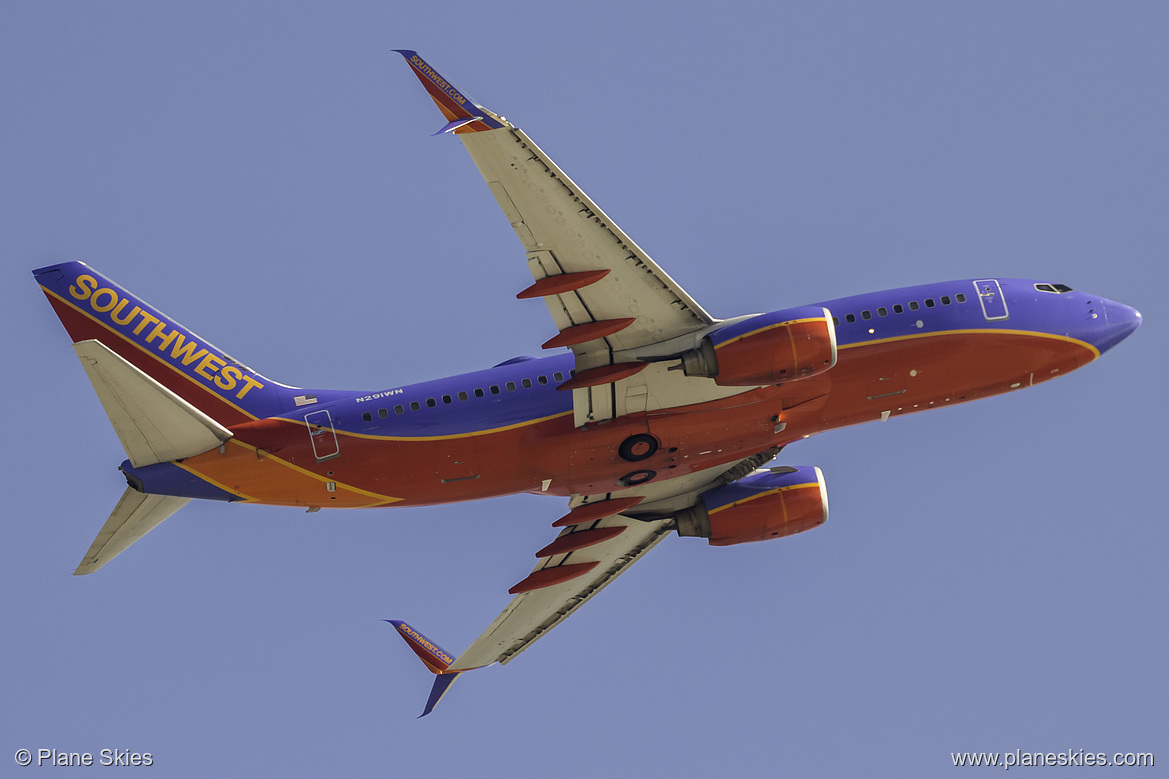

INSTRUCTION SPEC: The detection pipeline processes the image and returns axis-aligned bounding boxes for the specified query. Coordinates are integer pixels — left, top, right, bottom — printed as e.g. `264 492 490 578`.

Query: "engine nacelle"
676 466 828 546
681 306 837 386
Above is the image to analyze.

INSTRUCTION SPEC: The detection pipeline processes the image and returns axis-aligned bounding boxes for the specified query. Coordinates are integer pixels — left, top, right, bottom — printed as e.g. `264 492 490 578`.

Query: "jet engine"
676 466 828 546
680 306 836 386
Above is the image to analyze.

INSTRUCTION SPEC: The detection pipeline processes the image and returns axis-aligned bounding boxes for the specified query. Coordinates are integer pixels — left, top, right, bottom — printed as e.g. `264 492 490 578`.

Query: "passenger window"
861 310 872 320
362 412 372 423
521 378 532 388
909 301 920 311
893 304 904 314
457 391 468 401
941 296 951 305
832 316 840 326
506 382 516 392
378 408 389 419
956 293 967 303
925 298 935 308
442 395 452 404
426 398 437 408
489 385 500 395
410 401 421 411
845 313 856 323
394 405 404 415
553 372 564 381
877 307 887 317
537 375 548 385
474 388 484 398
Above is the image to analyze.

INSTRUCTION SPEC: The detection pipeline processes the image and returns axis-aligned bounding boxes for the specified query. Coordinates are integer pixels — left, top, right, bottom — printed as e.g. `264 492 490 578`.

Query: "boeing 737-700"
33 50 1141 715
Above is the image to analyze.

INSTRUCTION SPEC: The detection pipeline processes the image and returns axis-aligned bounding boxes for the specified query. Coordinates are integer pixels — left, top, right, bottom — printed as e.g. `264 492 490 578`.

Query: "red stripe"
44 293 255 426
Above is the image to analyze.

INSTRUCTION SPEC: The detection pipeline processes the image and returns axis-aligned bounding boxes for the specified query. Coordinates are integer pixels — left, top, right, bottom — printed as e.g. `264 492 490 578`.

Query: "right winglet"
385 620 468 717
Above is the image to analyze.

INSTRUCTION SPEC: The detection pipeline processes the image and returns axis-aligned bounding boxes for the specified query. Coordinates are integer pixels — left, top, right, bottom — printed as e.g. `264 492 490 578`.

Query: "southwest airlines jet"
34 51 1141 716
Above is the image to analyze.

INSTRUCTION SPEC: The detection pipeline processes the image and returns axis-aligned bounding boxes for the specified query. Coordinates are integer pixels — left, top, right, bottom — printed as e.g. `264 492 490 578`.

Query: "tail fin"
34 262 289 426
386 620 467 717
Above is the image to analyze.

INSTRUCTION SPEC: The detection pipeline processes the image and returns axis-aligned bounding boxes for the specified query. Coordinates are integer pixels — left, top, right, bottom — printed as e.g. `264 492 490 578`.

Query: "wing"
395 50 719 426
389 449 781 715
449 448 780 670
452 508 672 669
389 51 779 717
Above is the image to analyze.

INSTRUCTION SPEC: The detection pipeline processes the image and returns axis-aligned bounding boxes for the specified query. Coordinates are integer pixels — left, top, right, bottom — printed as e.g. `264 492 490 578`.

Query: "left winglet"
392 49 508 134
385 620 467 717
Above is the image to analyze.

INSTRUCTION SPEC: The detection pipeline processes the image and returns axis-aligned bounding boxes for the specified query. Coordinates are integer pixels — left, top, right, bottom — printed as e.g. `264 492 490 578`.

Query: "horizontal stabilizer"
73 339 232 468
75 488 190 575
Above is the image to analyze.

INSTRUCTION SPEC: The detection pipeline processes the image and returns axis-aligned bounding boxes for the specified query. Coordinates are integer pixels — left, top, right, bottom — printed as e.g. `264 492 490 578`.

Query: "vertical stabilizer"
34 262 290 426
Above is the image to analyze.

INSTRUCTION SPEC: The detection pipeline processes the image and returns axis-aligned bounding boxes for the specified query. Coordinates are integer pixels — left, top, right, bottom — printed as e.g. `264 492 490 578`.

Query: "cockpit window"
1036 283 1074 294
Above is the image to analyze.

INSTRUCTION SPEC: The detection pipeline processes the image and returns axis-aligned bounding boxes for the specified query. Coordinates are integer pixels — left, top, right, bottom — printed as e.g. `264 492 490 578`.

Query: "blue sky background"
2 2 1165 775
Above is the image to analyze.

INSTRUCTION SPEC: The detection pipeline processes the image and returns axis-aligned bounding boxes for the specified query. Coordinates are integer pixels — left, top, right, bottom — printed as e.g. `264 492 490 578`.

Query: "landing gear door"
974 279 1009 321
305 409 340 462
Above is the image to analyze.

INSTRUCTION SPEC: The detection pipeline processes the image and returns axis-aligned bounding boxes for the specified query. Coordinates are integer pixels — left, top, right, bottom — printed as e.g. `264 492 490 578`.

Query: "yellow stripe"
715 317 826 349
338 410 574 442
223 438 404 503
838 327 1101 360
172 459 259 503
707 482 818 514
48 285 578 443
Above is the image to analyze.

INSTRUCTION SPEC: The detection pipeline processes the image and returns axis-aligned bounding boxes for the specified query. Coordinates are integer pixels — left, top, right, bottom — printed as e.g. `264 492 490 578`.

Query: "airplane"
33 50 1141 717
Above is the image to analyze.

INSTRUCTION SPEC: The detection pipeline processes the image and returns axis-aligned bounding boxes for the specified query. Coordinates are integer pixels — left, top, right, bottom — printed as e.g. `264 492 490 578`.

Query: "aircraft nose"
1096 299 1142 354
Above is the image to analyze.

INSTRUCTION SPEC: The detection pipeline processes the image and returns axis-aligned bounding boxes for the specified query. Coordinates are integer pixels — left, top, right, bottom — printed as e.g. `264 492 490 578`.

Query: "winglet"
386 619 455 673
385 620 467 717
392 49 507 134
420 672 462 718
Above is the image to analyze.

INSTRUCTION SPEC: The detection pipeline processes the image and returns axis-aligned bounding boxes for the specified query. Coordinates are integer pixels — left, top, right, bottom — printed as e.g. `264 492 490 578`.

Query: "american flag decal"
293 394 318 407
